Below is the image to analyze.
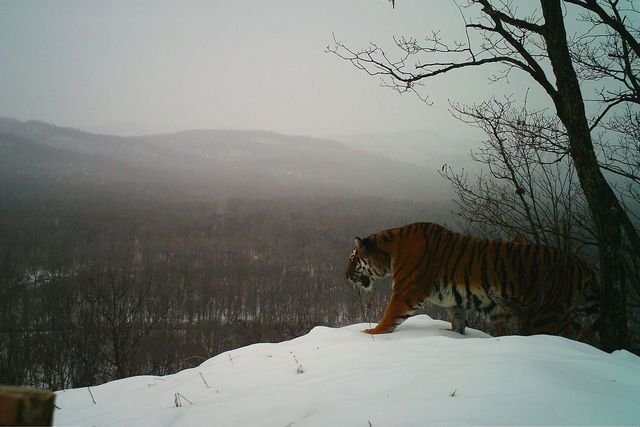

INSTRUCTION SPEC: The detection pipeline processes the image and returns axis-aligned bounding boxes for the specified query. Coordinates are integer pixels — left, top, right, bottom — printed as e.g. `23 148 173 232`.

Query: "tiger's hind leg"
574 279 601 346
363 290 426 334
446 306 467 334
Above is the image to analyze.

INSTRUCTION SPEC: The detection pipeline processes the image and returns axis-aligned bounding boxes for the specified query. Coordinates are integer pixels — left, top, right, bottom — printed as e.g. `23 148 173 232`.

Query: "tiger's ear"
355 237 372 250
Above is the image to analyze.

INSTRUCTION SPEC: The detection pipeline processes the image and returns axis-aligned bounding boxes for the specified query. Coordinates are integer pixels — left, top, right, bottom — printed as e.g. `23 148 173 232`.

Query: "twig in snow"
357 286 375 342
87 386 96 404
174 392 193 407
450 389 457 397
344 277 376 341
199 371 210 389
182 355 206 367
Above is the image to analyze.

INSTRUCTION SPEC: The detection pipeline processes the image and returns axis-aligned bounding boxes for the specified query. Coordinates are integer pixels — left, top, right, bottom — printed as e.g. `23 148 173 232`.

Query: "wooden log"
0 386 55 426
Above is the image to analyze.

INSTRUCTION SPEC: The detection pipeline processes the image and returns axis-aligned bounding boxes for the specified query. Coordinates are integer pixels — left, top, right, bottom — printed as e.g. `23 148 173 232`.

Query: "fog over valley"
0 117 469 202
0 116 459 389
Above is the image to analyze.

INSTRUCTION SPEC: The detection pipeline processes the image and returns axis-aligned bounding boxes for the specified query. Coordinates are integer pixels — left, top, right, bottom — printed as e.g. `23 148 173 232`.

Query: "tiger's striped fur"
345 222 600 340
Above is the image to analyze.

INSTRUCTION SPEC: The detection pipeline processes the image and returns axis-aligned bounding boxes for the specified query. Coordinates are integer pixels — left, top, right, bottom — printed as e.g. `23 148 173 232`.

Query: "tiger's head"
345 237 391 290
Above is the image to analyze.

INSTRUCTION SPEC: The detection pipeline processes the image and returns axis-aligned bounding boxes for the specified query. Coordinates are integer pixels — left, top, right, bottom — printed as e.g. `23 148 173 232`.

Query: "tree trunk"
540 0 630 351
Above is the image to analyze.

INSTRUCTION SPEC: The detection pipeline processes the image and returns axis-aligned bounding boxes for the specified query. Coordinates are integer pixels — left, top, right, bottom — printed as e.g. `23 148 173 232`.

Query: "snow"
54 315 640 427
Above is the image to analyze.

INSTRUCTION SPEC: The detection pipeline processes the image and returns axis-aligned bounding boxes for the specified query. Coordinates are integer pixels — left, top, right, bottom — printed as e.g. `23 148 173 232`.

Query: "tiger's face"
345 237 390 290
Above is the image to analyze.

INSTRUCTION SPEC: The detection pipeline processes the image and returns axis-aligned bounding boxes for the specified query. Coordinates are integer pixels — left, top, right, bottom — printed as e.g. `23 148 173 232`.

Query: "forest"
0 173 454 389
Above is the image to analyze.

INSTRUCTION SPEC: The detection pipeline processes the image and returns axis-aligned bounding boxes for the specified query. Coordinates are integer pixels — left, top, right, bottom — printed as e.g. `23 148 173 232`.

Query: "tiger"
345 222 600 341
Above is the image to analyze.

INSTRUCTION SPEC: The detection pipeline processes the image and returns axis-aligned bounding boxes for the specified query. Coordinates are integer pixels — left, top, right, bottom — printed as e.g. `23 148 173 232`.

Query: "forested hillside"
0 117 449 200
0 119 453 389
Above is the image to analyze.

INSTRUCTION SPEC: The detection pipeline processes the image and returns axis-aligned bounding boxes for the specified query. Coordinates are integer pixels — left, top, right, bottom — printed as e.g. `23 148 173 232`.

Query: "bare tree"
441 96 597 253
329 0 640 351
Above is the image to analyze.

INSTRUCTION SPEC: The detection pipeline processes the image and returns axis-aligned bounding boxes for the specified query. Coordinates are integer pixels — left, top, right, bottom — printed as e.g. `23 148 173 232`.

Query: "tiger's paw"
362 326 393 334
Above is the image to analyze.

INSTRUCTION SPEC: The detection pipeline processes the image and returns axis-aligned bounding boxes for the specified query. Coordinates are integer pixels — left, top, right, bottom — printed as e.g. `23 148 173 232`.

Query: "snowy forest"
0 192 451 389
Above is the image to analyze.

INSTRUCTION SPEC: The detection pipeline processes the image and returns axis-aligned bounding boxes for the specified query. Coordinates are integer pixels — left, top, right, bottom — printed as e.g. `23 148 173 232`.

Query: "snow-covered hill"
54 315 640 427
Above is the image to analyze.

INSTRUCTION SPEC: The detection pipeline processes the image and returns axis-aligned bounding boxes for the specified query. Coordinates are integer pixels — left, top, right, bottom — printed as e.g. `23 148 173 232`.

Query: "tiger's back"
345 222 599 340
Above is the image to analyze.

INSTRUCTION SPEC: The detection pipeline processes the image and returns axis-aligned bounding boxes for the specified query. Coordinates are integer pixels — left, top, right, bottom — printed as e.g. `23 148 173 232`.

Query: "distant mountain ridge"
332 129 477 169
0 117 453 201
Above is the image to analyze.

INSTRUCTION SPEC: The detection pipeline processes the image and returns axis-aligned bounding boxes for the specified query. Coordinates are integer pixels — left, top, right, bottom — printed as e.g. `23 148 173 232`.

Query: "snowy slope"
54 315 640 427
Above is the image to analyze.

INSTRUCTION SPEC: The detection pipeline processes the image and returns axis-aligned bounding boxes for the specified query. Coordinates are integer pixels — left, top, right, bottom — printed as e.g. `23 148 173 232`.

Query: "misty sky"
0 1 544 138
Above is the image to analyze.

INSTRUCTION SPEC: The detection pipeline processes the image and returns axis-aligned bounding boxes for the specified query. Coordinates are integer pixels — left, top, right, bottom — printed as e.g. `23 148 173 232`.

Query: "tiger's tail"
574 267 601 345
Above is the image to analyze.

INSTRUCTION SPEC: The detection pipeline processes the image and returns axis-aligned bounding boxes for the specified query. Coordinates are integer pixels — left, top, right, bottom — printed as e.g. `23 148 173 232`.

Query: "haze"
0 0 535 138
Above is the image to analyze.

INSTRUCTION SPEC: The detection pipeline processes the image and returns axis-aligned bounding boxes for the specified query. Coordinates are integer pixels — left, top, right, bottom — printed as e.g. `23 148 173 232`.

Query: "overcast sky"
0 1 543 138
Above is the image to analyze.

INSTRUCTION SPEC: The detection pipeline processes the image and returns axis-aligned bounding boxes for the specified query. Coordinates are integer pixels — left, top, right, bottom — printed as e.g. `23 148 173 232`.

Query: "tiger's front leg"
363 291 425 334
